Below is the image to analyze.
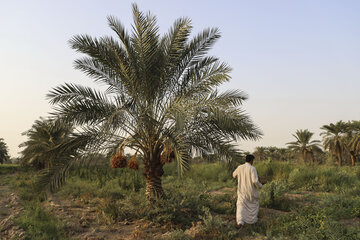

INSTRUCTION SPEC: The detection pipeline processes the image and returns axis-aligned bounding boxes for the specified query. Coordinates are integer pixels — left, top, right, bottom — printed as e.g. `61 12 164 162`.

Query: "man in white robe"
232 154 262 226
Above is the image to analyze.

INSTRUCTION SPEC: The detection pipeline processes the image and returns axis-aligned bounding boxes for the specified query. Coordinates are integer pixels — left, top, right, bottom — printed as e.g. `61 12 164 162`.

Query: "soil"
45 196 165 240
0 183 26 240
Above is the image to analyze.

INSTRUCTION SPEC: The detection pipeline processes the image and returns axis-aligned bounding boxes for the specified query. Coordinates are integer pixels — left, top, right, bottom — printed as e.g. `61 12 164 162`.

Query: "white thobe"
232 162 262 225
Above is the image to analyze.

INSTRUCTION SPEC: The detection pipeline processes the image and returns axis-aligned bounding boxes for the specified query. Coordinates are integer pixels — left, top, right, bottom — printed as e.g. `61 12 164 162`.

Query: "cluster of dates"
111 149 139 170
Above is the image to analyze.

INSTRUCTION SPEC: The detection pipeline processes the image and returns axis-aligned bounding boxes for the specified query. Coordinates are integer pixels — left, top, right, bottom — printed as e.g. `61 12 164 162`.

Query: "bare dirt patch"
0 184 26 240
45 195 165 240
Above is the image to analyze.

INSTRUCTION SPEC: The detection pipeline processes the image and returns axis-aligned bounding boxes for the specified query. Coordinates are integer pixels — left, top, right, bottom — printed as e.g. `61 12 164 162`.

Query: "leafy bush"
15 204 66 240
288 166 359 193
99 193 143 222
260 180 291 211
185 163 231 183
195 207 238 240
321 195 360 219
70 164 145 191
265 206 360 239
99 178 212 227
0 164 22 175
208 193 236 215
143 181 211 226
255 160 293 183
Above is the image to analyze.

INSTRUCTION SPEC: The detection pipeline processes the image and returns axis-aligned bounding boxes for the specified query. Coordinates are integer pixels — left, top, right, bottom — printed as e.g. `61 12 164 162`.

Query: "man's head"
245 154 255 165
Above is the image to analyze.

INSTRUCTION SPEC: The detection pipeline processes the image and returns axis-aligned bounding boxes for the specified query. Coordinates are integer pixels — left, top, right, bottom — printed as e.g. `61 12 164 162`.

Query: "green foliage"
7 159 360 239
260 180 291 211
208 193 236 215
15 203 66 240
288 166 359 192
185 163 232 183
255 160 293 182
70 164 145 191
99 177 212 227
195 207 238 240
265 206 360 239
321 195 360 219
99 192 144 222
46 4 262 200
19 118 82 170
286 129 322 163
0 164 21 175
0 138 10 164
144 191 210 226
253 146 290 162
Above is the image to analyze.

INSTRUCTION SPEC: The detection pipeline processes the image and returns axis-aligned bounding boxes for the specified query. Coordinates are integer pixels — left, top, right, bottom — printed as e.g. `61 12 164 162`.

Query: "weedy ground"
1 160 360 239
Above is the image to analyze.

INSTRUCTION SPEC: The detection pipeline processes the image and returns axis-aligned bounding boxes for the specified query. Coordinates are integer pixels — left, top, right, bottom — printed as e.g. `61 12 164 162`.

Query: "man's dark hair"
245 154 255 163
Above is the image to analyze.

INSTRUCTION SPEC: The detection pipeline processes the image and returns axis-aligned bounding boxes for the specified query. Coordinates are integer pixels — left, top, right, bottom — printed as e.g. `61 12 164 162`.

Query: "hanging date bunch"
161 143 175 164
111 147 128 168
128 153 139 170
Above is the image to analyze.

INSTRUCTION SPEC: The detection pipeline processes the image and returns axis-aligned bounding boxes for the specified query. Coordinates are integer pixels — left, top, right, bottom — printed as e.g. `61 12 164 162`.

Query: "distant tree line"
0 138 10 164
253 120 360 166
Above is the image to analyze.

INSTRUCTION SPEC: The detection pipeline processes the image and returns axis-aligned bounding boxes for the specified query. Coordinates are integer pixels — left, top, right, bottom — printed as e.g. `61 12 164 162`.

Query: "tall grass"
3 159 360 239
15 203 67 240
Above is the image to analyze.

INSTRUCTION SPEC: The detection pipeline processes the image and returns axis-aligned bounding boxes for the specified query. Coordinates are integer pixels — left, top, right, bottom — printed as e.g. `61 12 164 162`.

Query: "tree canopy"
43 4 262 199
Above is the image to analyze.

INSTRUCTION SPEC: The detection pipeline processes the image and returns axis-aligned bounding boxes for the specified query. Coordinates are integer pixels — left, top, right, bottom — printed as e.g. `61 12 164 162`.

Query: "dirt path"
0 183 26 240
45 196 164 240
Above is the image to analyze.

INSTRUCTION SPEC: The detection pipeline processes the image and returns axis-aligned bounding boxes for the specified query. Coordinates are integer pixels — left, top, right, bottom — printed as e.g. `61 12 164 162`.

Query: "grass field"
1 160 360 239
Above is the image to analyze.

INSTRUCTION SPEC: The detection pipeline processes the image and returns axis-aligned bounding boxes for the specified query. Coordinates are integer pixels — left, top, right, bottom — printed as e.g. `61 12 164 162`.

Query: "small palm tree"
275 148 290 162
0 138 9 164
253 146 267 161
19 118 88 168
344 121 360 166
320 121 347 166
286 129 322 164
20 118 89 191
47 4 262 200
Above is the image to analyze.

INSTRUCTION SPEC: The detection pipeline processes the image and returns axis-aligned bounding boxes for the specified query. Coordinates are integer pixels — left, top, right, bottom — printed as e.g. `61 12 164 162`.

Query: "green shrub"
195 207 238 240
0 164 22 175
260 180 291 211
288 166 359 193
266 206 360 239
144 186 211 226
163 162 178 177
185 163 231 183
15 204 66 240
99 196 141 222
55 177 100 198
255 160 293 183
321 195 360 219
208 193 236 215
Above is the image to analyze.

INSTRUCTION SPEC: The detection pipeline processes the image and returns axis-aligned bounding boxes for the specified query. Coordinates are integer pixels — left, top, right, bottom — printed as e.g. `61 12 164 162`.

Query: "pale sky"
1 0 360 157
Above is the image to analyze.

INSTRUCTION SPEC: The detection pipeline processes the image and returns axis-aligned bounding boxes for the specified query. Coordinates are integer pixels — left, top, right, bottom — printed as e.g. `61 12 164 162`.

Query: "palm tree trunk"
309 151 315 164
302 150 307 164
350 151 356 167
144 154 165 201
145 174 164 200
337 152 342 167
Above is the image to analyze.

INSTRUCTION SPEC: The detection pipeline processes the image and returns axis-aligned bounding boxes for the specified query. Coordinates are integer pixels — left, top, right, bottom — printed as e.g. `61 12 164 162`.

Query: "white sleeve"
251 167 262 189
232 167 238 179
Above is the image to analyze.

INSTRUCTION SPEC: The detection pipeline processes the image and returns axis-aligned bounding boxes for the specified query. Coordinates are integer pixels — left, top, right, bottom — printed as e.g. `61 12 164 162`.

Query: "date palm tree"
20 118 88 165
47 4 262 200
0 138 9 164
20 118 89 191
344 121 360 166
286 129 322 164
320 121 347 166
253 146 267 161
